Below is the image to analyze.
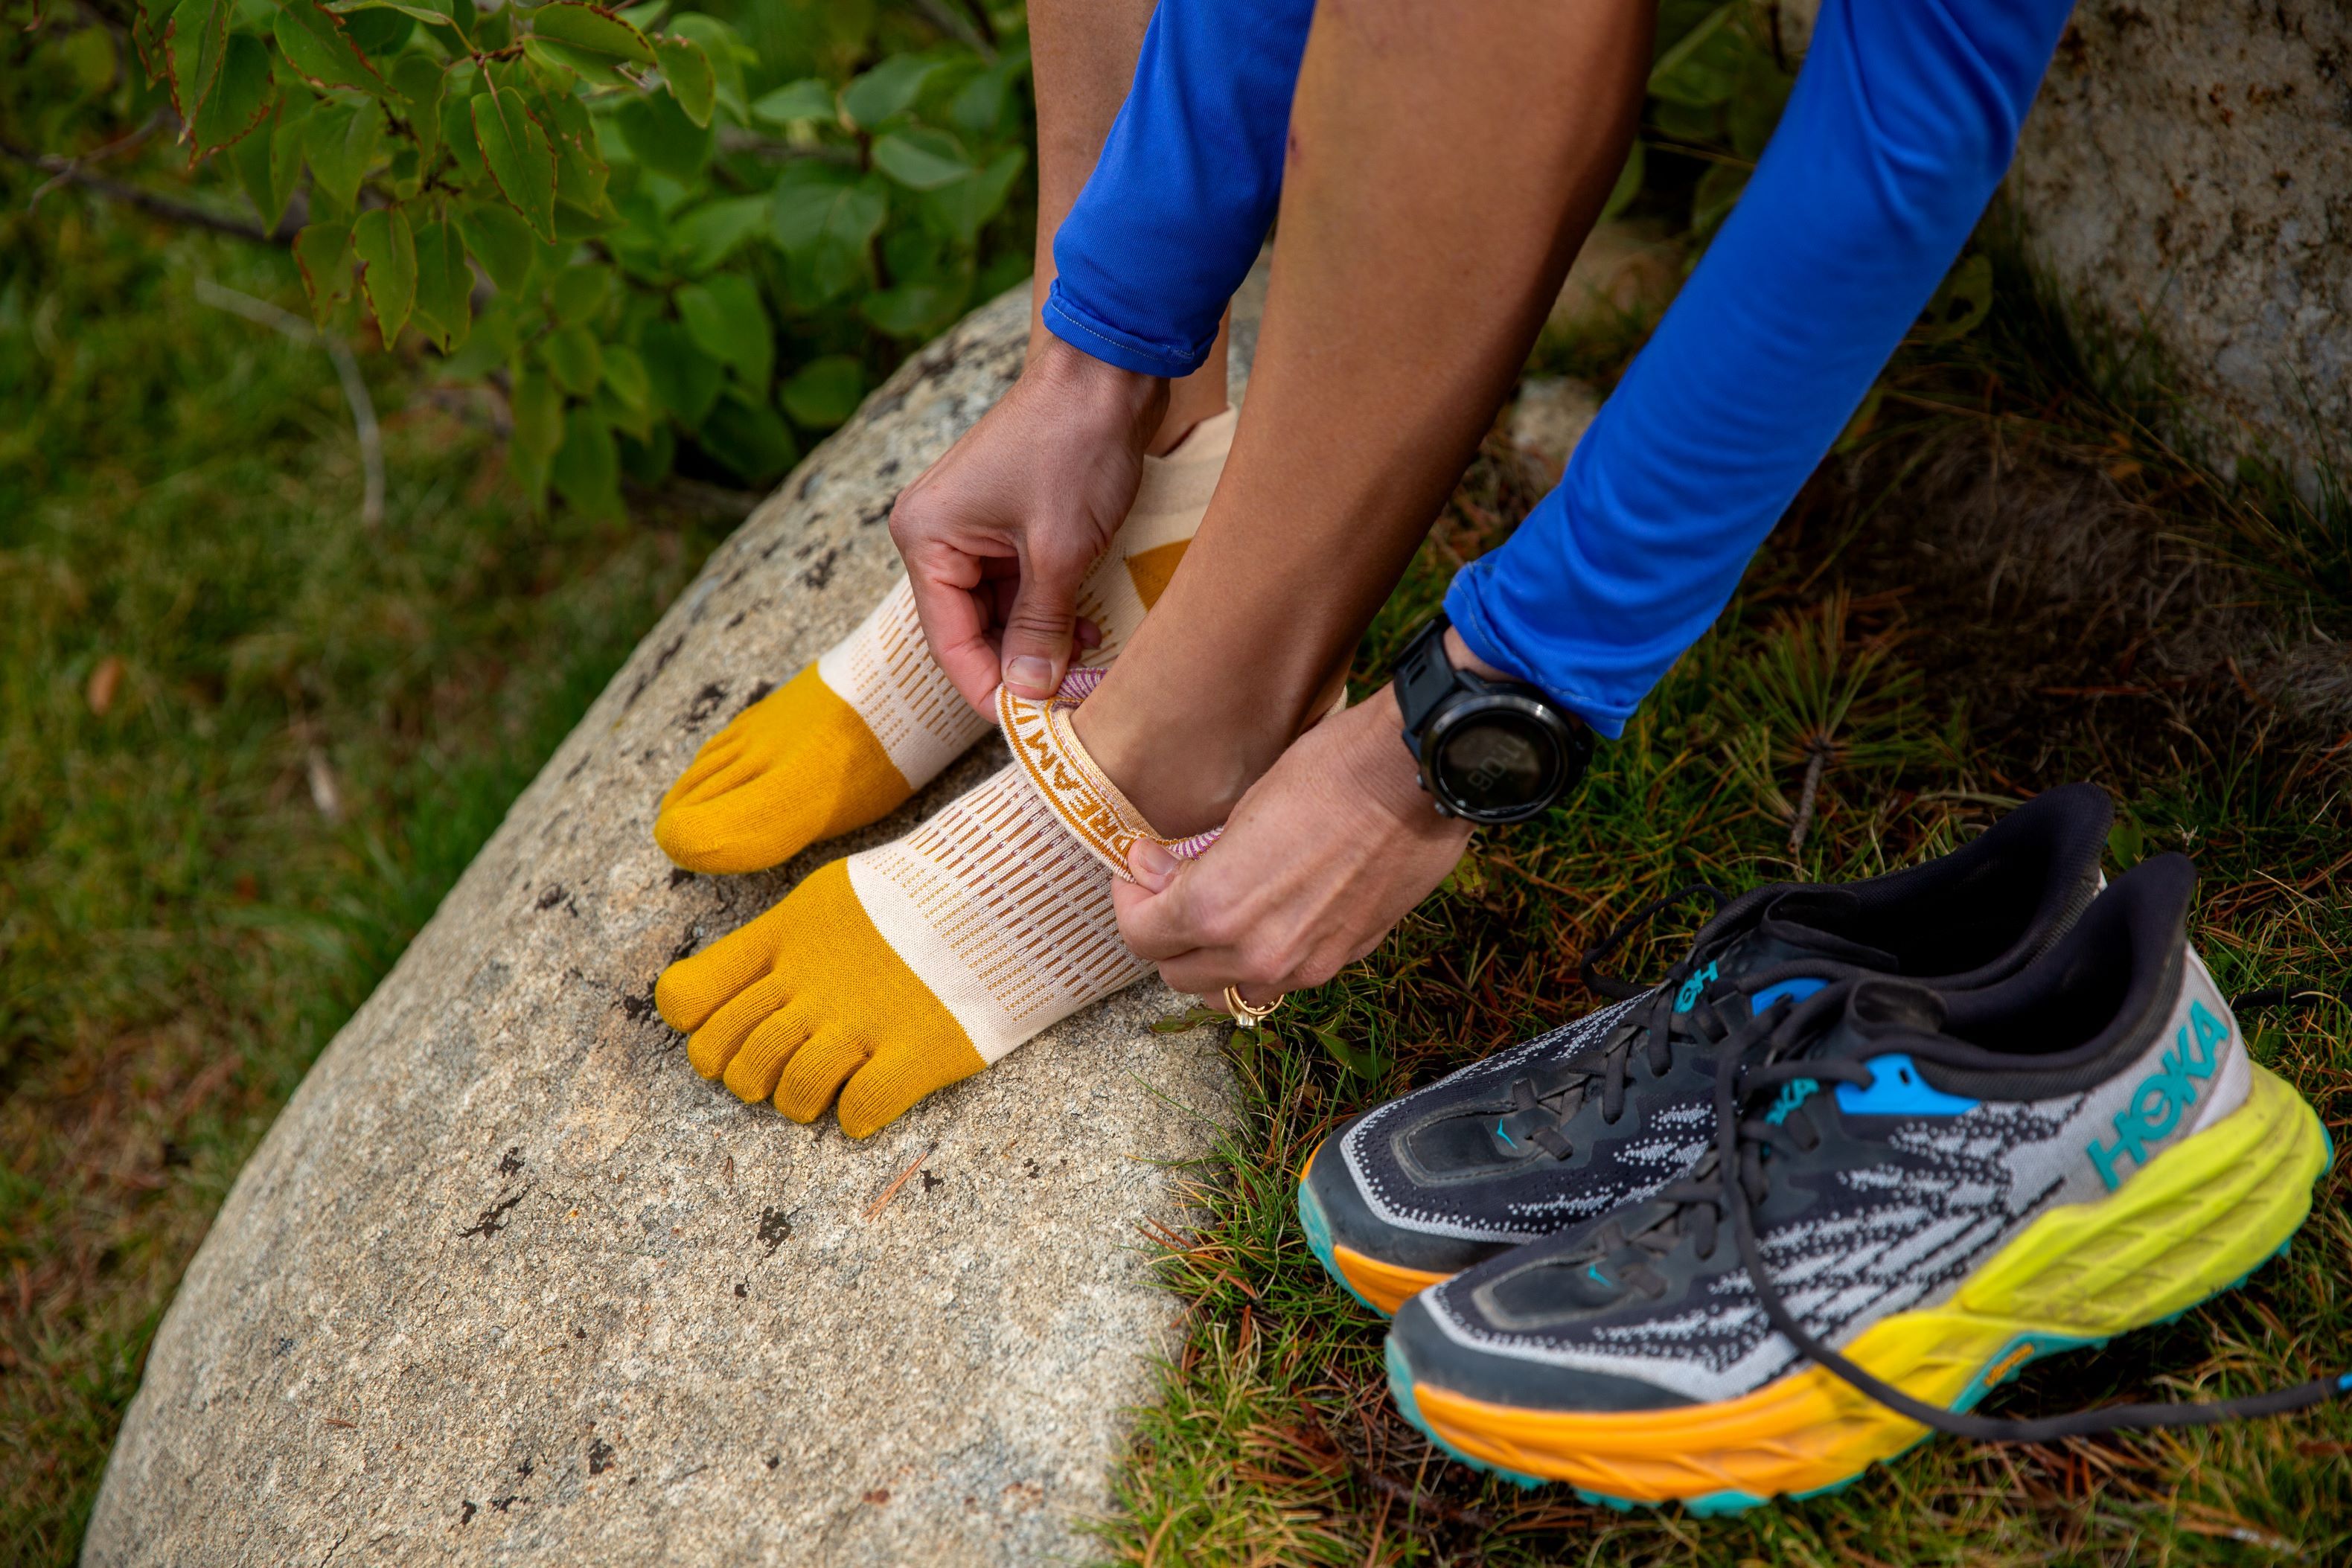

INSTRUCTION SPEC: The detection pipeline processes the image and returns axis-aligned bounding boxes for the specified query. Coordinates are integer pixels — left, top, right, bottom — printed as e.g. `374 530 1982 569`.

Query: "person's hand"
889 334 1169 709
1111 682 1474 1001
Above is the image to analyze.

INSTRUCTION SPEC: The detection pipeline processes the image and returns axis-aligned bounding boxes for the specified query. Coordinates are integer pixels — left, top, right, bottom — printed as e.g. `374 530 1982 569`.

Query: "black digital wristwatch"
1393 614 1591 824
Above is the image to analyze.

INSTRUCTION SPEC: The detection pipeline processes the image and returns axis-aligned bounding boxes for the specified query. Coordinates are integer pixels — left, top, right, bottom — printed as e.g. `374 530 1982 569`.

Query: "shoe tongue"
1686 889 1896 1004
1806 979 1946 1061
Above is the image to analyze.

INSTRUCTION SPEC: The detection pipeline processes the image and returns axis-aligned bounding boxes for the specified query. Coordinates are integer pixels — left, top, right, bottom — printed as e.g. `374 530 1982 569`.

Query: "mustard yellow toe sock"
654 756 1157 1138
651 408 1237 877
655 662 930 875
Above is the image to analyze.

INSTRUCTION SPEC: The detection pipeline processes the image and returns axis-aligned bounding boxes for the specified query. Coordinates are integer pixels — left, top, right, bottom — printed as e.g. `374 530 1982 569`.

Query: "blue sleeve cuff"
1444 563 1633 741
1041 280 1211 380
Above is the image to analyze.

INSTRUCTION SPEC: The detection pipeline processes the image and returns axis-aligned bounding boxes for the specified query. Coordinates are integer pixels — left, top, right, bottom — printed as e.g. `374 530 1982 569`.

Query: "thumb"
997 540 1090 700
1111 838 1191 960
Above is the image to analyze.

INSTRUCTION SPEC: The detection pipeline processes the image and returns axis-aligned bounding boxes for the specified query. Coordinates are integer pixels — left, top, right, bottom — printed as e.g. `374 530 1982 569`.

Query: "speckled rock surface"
2008 1 2349 484
83 273 1265 1567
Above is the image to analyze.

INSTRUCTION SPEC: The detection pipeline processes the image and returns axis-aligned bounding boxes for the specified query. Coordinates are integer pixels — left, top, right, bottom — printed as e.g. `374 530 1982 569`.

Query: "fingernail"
1006 656 1054 696
1128 838 1177 891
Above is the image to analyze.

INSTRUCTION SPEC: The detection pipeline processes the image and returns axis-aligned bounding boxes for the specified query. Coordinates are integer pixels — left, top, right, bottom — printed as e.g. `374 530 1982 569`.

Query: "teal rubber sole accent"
1297 1177 1387 1316
1384 1336 1550 1491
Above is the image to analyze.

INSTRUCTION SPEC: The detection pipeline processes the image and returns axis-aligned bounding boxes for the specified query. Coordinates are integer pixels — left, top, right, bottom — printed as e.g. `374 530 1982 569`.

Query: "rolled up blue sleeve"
1447 0 2075 737
1041 0 1314 378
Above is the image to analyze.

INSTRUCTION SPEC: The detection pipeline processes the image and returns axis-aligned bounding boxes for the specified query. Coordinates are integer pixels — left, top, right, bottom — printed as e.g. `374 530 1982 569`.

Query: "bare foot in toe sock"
653 409 1236 875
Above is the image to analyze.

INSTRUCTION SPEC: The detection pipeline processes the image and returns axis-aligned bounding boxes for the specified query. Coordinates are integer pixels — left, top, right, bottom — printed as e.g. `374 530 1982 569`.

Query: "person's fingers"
1111 850 1197 961
996 534 1096 700
898 540 1004 712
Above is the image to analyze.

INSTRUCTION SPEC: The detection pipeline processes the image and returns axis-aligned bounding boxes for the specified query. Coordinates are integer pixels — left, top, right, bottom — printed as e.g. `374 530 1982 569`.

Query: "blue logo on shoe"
1763 1078 1818 1124
1675 961 1719 1012
2086 999 2228 1191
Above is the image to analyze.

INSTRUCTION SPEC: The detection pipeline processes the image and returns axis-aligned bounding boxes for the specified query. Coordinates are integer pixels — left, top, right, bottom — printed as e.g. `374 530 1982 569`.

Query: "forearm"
1446 0 2077 735
1042 0 1315 378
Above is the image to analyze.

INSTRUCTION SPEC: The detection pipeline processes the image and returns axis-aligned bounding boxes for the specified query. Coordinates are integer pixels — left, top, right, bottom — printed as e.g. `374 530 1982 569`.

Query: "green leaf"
412 218 471 351
862 275 965 339
671 193 768 274
872 127 968 191
750 77 834 127
948 57 1015 135
2108 809 2147 872
769 164 886 302
275 0 386 95
779 354 863 429
330 0 462 31
167 0 229 122
1915 252 1994 342
528 1 655 63
1308 1024 1387 1083
653 33 715 127
615 89 712 182
674 272 771 388
473 85 558 240
187 31 272 161
1690 159 1748 239
439 90 485 182
921 144 1023 245
601 340 651 412
553 196 623 240
619 421 676 484
61 22 118 92
249 96 313 228
1648 3 1744 108
638 318 722 424
1652 97 1719 144
1727 51 1792 160
292 217 354 325
1599 139 1643 223
552 404 623 519
456 200 535 292
392 55 445 154
841 54 936 129
304 99 383 214
351 205 418 345
697 388 797 484
342 6 414 54
521 36 625 87
539 324 604 394
549 263 613 325
664 13 746 107
509 365 564 461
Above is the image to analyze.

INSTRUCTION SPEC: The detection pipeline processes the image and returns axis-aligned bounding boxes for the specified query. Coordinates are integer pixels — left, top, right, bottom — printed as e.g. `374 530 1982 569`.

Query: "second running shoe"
1300 784 2115 1312
1384 854 2341 1511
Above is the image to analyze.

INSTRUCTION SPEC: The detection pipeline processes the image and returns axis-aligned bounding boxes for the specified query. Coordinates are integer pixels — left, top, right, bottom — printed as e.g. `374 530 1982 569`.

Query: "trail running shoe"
1385 854 2342 1512
1300 784 2115 1313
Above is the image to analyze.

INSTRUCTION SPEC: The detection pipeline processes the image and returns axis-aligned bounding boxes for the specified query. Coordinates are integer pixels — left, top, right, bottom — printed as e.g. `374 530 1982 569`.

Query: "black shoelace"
1611 988 2351 1441
1503 886 1738 1159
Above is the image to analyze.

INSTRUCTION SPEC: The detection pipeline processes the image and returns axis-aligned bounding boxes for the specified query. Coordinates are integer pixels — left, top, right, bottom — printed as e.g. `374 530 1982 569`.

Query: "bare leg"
1074 0 1652 831
1028 0 1230 453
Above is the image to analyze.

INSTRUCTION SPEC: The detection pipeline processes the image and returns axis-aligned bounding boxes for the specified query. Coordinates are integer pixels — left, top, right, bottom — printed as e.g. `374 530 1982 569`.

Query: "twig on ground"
195 278 385 528
862 1143 937 1221
1787 735 1832 857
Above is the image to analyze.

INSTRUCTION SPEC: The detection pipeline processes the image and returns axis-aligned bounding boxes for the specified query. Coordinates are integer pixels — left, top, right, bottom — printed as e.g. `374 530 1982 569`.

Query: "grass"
3 176 2346 1566
1095 233 2352 1565
0 196 729 1560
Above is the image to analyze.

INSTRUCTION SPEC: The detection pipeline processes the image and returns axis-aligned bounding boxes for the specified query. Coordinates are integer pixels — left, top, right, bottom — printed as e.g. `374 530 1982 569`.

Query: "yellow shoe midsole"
1411 1063 2329 1503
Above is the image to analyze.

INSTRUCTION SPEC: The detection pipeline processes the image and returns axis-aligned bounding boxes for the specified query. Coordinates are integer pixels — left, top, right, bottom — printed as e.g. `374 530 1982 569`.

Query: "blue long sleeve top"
1044 0 2075 737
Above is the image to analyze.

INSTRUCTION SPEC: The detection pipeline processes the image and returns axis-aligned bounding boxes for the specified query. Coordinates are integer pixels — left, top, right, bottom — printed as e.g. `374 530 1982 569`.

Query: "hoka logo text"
2086 999 2228 1190
1675 961 1719 1012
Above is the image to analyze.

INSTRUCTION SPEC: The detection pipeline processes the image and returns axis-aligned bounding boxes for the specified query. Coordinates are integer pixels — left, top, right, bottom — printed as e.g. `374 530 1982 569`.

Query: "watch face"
1431 710 1559 817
